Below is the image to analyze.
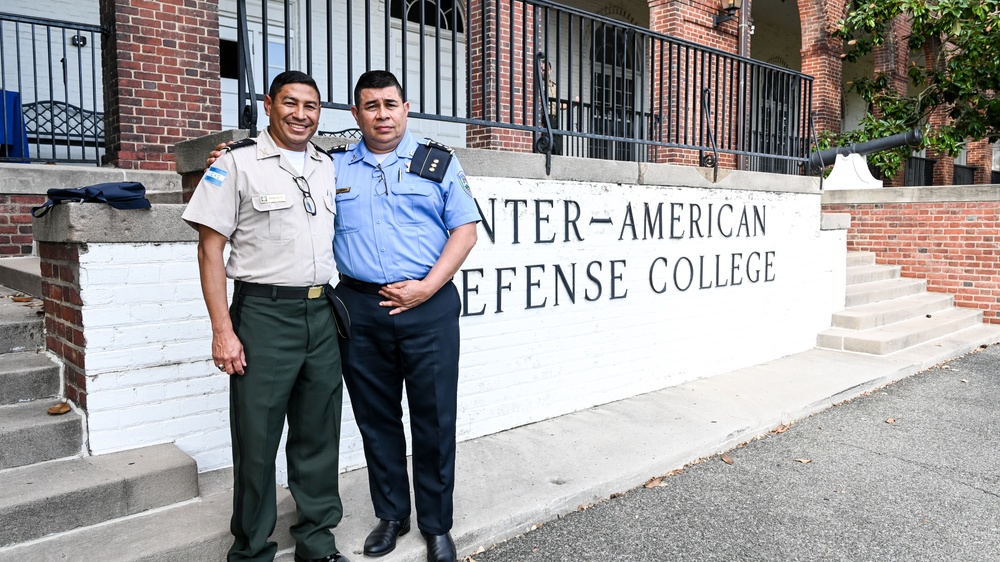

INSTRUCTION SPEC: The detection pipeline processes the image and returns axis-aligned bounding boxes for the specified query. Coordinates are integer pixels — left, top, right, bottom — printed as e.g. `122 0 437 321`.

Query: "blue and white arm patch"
204 166 228 187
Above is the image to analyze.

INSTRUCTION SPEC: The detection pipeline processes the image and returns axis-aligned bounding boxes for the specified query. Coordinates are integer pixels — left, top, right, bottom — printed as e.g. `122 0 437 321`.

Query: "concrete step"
818 306 984 355
0 257 41 299
0 351 61 406
0 471 295 562
0 401 81 470
846 263 900 285
844 277 926 307
0 288 43 353
846 251 876 267
0 444 198 547
831 292 955 331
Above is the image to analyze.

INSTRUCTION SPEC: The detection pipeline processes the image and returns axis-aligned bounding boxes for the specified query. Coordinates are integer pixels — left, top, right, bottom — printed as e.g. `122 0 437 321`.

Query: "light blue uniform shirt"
332 131 480 284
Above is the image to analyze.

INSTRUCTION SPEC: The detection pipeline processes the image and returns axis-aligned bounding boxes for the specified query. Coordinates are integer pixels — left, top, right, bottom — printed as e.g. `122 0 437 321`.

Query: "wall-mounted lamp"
713 0 742 27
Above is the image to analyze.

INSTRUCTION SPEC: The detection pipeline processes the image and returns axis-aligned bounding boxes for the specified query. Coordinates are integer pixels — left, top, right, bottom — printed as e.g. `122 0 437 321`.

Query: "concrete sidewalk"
276 323 1000 562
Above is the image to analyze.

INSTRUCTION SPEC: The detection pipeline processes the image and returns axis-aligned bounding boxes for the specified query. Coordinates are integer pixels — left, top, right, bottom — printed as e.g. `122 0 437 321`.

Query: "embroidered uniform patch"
458 171 472 195
204 166 228 187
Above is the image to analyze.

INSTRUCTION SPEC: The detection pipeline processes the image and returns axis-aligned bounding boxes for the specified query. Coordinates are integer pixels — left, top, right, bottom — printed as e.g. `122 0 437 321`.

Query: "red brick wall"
0 195 45 256
467 0 535 153
99 0 222 170
39 243 88 408
799 0 844 134
823 200 1000 323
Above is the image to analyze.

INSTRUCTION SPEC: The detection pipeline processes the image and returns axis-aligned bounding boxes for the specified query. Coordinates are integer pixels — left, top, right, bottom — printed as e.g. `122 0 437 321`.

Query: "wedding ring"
217 364 225 371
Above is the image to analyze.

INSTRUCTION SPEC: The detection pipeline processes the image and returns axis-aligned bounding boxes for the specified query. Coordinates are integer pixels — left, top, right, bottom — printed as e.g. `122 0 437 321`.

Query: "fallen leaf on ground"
885 417 896 424
774 424 790 434
721 453 734 465
471 546 485 555
11 296 33 302
610 492 624 499
47 402 71 415
644 476 665 488
793 458 813 464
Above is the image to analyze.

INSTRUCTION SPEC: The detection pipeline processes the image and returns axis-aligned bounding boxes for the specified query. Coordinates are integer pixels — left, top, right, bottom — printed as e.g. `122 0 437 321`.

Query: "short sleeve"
181 153 240 238
441 158 481 231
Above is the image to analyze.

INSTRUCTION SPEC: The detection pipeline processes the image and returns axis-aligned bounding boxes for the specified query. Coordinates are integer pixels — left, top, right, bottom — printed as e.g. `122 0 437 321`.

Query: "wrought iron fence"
233 0 813 174
0 13 105 165
953 163 977 185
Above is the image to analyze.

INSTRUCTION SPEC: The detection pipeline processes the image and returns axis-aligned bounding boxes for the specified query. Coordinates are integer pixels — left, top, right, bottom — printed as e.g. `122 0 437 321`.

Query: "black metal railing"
0 13 105 165
904 156 935 186
232 0 813 174
953 163 977 185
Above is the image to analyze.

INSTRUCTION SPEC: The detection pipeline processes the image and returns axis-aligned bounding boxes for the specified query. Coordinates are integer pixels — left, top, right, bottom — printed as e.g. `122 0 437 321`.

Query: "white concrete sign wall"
76 176 845 482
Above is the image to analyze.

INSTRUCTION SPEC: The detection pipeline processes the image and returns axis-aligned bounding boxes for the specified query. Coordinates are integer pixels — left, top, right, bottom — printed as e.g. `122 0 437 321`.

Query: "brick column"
39 243 86 409
966 139 992 185
647 0 741 167
799 0 844 135
872 16 913 187
466 0 535 153
99 0 222 170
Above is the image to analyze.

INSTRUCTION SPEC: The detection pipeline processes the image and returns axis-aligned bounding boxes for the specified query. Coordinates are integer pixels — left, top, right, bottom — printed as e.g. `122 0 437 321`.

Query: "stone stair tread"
846 251 875 267
0 444 198 547
846 263 899 284
845 276 925 295
839 307 984 355
0 483 296 562
0 351 60 405
0 401 82 470
831 292 955 330
844 277 926 307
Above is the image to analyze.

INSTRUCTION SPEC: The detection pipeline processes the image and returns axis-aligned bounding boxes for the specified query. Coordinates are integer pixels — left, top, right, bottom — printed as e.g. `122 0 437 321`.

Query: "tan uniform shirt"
181 128 337 286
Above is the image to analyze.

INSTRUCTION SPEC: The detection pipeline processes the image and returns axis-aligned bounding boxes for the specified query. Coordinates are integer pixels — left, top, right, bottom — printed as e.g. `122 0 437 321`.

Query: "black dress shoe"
363 518 411 557
421 532 457 562
294 553 350 562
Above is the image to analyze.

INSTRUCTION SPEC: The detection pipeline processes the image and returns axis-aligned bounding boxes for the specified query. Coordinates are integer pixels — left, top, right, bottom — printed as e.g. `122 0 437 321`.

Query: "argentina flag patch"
204 166 228 187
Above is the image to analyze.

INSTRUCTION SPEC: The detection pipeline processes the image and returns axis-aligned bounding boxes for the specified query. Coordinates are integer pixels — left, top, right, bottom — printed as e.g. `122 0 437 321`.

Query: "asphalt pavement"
466 345 1000 562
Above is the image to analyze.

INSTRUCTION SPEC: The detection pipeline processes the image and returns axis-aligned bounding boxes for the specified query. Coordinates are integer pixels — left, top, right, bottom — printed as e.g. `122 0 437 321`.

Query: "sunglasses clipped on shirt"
293 176 317 215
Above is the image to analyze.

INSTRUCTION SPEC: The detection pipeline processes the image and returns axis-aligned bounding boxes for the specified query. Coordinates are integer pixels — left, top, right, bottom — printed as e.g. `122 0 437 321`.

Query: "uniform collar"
349 131 418 167
257 128 325 176
257 128 325 161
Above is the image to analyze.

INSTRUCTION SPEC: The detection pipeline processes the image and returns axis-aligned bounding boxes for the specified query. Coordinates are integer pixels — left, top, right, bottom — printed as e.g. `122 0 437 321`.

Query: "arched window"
390 0 465 34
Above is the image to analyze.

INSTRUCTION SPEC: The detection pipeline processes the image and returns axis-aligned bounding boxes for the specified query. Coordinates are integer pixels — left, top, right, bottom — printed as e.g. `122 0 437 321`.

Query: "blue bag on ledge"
31 182 151 218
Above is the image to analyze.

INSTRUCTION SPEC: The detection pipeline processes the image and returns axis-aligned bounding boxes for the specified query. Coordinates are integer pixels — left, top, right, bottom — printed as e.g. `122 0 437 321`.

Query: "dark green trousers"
227 295 344 562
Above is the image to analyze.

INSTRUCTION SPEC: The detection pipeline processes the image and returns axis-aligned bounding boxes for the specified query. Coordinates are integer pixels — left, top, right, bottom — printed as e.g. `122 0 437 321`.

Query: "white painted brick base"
78 178 844 484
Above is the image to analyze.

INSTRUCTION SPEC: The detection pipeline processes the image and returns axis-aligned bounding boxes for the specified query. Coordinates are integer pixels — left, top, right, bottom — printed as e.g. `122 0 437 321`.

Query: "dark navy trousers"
337 280 461 535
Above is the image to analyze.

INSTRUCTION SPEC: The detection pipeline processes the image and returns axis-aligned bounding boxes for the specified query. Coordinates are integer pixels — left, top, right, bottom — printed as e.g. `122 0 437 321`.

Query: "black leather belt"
235 281 325 300
338 274 384 296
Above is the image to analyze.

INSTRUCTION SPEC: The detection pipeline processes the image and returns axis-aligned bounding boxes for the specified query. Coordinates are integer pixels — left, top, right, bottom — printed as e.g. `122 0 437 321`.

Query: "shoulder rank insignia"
223 138 256 152
313 142 351 160
409 139 454 183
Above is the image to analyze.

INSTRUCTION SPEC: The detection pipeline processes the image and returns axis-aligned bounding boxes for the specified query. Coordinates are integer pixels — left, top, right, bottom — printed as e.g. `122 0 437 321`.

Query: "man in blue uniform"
332 70 479 562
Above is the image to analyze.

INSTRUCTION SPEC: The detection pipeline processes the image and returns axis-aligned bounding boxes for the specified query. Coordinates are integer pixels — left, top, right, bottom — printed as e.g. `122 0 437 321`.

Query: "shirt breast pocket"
390 179 437 226
334 188 361 233
251 196 295 242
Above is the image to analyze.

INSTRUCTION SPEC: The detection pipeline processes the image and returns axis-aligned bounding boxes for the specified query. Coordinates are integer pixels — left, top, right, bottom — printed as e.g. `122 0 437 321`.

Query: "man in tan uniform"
182 70 348 562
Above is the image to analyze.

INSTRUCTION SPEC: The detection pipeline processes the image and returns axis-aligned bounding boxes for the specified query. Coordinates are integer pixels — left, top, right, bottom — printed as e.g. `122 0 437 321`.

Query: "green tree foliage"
833 0 1000 178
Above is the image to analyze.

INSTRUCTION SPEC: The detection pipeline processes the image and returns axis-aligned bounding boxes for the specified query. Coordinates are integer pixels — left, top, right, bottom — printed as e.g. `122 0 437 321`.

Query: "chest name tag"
259 194 286 204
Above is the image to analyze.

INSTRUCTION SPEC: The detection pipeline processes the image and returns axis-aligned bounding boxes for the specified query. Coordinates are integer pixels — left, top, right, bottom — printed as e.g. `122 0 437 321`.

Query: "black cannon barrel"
809 128 923 169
